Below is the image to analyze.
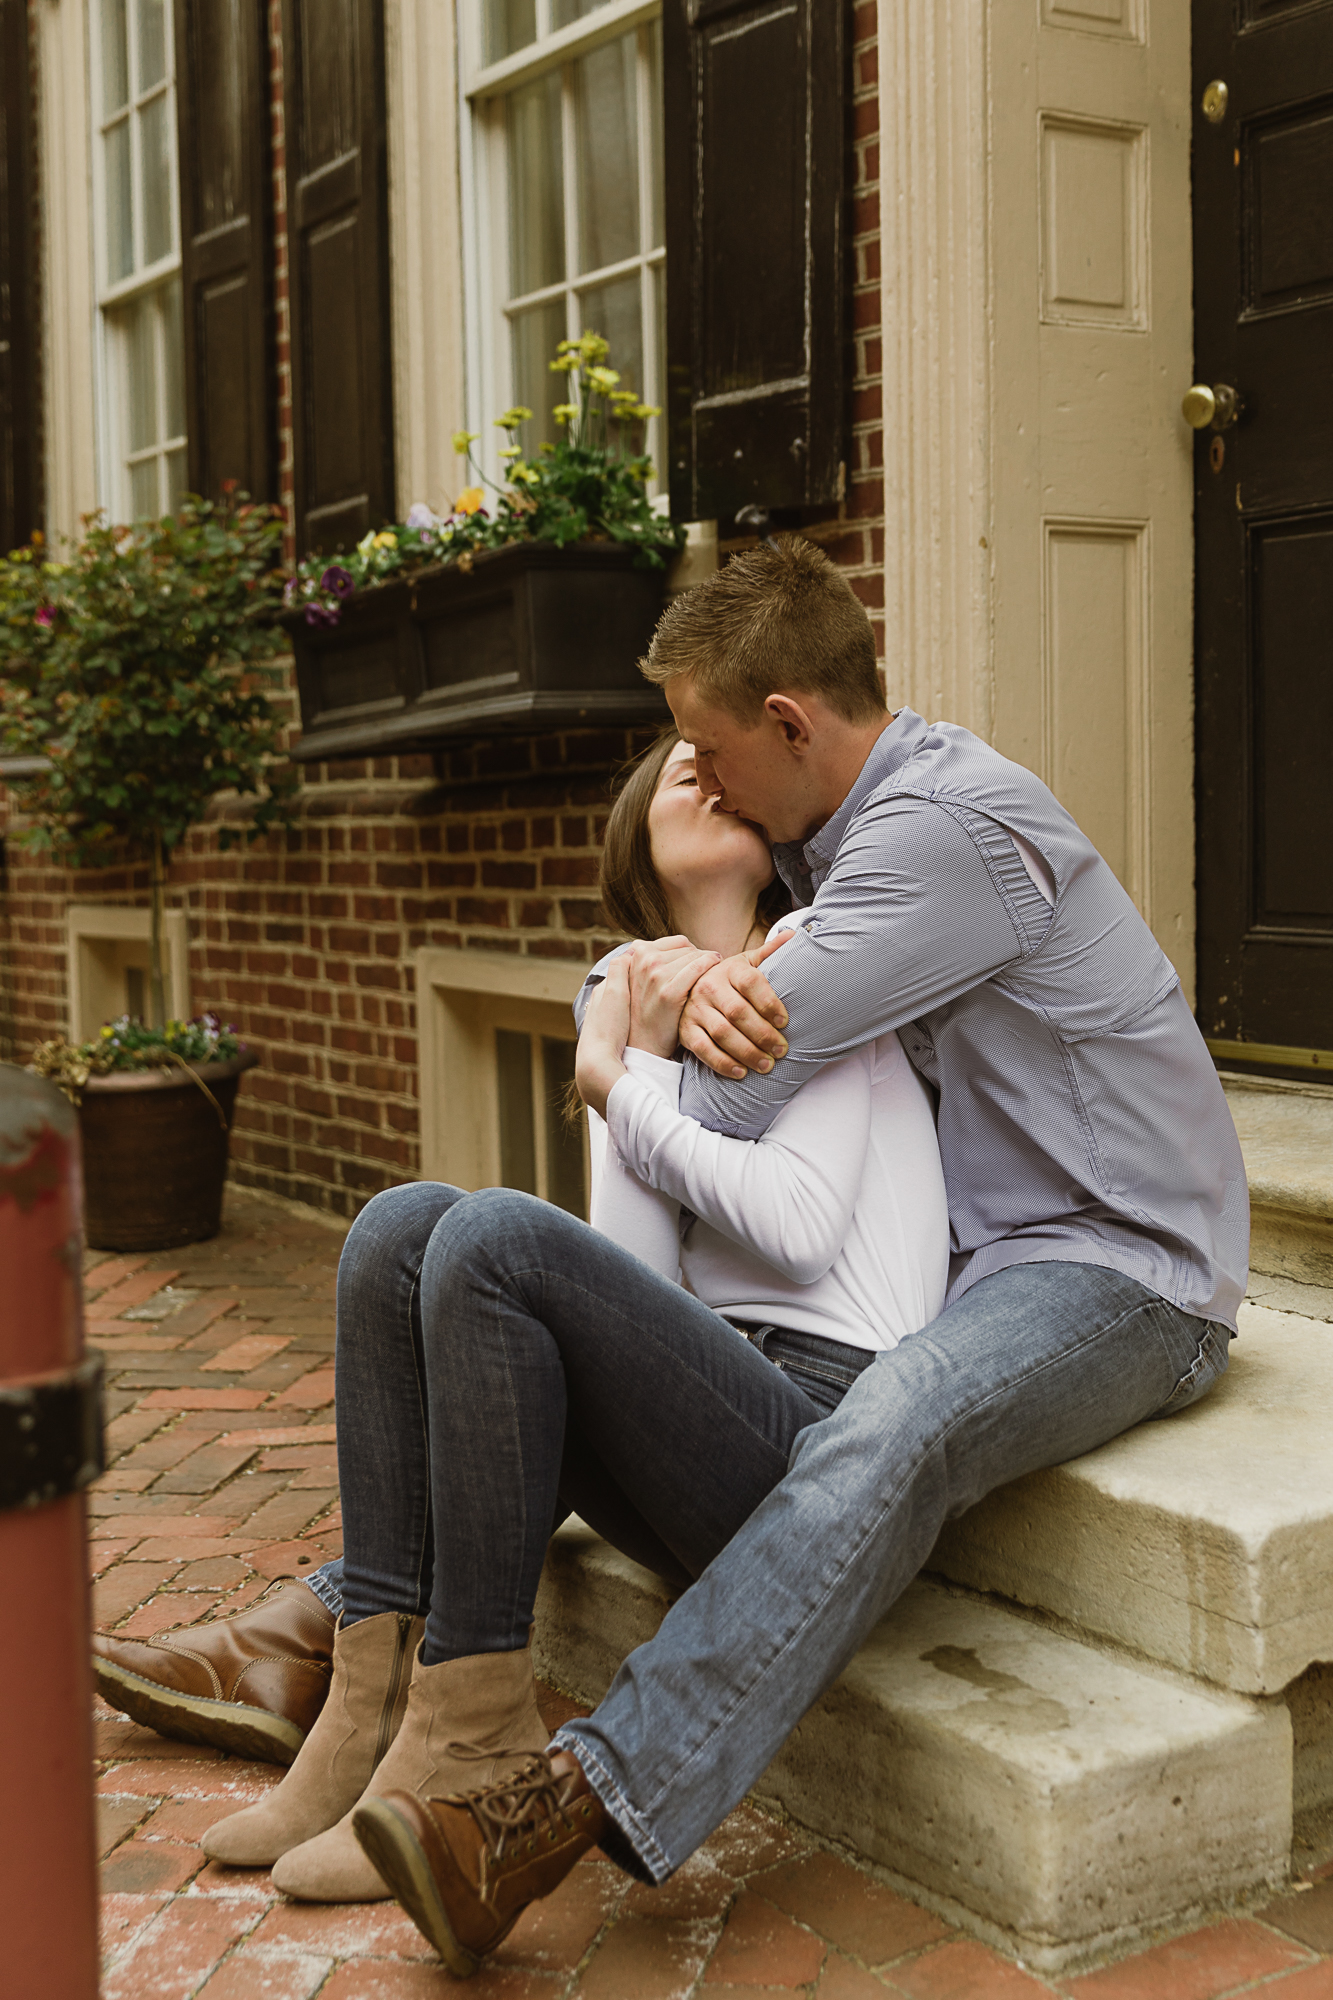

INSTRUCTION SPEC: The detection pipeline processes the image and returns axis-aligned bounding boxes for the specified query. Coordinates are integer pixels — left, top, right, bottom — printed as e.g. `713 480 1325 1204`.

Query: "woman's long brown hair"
599 727 793 942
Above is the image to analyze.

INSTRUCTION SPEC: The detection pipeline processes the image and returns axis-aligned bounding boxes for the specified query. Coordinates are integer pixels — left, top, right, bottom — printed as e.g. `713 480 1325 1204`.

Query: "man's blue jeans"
305 1184 1230 1883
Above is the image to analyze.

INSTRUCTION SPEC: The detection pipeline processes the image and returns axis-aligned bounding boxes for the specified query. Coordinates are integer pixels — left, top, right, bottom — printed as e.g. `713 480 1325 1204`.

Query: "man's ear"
764 693 817 752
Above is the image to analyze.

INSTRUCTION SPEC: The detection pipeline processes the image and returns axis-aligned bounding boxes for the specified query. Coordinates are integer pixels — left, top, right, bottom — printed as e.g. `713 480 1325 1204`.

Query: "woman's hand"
625 936 722 1059
575 955 633 1119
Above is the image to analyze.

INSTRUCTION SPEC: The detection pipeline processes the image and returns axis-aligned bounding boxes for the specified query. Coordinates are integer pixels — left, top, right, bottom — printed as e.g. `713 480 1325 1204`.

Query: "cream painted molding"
877 0 994 740
38 0 99 542
384 0 468 520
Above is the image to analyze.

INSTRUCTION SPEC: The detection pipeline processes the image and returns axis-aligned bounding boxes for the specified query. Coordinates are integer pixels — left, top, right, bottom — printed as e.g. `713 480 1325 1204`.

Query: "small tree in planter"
0 493 296 1247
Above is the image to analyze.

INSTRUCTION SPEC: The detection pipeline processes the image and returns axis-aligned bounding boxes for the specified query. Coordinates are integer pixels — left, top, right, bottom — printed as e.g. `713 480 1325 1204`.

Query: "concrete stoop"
1225 1075 1333 1289
534 1530 1290 1972
534 1273 1333 1966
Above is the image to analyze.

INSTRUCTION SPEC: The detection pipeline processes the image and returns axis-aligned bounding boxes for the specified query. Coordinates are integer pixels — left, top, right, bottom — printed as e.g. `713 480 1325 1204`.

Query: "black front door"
1193 0 1333 1078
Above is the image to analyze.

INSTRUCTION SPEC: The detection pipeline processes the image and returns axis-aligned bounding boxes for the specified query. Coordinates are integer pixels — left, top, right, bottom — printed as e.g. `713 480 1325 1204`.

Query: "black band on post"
0 1354 105 1514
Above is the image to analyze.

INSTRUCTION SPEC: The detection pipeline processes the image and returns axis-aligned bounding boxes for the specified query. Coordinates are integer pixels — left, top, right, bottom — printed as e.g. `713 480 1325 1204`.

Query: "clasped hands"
574 933 793 1120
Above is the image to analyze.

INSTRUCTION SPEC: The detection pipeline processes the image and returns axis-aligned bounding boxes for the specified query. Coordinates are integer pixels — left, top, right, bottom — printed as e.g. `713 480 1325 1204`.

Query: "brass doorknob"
1182 383 1241 430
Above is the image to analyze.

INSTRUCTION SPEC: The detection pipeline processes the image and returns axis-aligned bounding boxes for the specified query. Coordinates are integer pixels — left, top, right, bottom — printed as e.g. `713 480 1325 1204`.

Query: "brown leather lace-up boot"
92 1582 336 1764
352 1749 607 1977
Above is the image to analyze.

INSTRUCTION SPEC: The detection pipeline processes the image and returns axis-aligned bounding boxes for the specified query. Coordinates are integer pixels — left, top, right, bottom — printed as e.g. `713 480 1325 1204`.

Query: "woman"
200 729 948 1901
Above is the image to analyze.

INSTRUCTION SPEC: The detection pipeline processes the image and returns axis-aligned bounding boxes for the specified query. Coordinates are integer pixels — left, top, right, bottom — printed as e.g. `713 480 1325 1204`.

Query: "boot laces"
441 1746 574 1861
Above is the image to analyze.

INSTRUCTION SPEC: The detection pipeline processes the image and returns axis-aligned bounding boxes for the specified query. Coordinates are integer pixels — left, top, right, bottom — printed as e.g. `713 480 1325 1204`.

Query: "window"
463 1 665 481
416 950 590 1219
92 0 187 520
66 904 190 1041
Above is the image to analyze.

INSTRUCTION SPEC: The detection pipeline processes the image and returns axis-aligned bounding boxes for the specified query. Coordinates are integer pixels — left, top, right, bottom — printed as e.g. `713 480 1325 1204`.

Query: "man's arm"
679 797 1025 1140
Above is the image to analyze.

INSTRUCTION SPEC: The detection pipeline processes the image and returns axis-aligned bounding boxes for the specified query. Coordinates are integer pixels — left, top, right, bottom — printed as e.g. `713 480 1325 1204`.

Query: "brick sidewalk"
90 1187 1333 1998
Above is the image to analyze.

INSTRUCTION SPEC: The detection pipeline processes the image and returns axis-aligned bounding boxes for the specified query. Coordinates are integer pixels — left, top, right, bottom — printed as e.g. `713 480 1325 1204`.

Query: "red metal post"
0 1065 100 1999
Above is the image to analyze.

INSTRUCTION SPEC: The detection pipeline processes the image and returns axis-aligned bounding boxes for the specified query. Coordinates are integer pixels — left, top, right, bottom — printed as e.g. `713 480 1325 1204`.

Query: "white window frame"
458 0 665 496
416 948 590 1216
88 0 186 520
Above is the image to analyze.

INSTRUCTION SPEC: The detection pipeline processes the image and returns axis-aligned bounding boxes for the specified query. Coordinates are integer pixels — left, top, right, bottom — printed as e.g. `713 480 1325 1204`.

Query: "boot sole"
352 1798 483 1978
93 1657 306 1765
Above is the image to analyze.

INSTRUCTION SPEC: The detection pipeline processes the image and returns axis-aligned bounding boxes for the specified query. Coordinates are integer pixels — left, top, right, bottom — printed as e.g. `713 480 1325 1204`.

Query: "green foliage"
30 1013 244 1103
288 330 684 626
0 494 296 869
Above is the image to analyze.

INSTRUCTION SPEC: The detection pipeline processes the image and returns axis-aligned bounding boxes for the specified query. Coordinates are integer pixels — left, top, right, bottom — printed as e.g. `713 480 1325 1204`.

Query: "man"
95 540 1247 1976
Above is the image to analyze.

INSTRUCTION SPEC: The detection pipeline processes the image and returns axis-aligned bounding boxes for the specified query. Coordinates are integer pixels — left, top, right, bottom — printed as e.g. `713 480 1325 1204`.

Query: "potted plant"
0 493 294 1249
283 332 686 762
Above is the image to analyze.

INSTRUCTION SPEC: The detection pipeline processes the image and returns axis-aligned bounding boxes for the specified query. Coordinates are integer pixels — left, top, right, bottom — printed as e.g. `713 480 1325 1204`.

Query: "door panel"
989 0 1195 987
1193 0 1333 1067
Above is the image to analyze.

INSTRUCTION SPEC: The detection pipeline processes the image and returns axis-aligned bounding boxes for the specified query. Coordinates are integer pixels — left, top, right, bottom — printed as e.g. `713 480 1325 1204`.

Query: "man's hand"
679 934 793 1080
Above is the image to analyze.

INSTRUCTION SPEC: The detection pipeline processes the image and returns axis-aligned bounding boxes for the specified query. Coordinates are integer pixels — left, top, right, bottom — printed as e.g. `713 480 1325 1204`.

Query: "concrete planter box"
285 540 670 762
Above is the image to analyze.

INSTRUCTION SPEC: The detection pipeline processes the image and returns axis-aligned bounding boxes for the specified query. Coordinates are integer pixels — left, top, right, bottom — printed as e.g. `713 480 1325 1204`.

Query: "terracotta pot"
78 1050 259 1252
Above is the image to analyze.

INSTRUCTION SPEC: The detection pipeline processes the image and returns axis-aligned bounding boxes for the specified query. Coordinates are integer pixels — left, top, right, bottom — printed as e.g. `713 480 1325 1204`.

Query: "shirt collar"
774 708 927 891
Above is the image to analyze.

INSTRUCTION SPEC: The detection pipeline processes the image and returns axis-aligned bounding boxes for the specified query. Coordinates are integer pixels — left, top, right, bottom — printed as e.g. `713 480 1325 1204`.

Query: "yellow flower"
499 445 522 460
548 353 580 373
552 403 579 424
512 465 540 486
587 366 620 393
578 331 610 364
373 531 398 548
496 406 534 429
452 430 479 455
454 487 486 516
632 403 660 421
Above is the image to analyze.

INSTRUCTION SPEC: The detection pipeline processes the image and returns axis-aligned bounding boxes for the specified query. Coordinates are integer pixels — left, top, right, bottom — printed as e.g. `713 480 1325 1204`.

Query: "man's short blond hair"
639 534 884 725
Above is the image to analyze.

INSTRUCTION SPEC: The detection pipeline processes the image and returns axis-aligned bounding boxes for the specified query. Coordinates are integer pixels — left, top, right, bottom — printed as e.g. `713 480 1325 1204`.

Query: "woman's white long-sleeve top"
588 916 950 1352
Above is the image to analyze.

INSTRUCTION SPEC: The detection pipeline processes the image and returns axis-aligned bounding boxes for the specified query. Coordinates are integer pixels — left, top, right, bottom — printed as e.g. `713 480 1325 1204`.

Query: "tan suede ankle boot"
271 1636 550 1902
201 1610 423 1866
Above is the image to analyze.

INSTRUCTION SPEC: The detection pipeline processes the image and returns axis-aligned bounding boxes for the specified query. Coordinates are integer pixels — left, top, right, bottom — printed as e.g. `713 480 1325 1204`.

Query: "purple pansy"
320 564 356 600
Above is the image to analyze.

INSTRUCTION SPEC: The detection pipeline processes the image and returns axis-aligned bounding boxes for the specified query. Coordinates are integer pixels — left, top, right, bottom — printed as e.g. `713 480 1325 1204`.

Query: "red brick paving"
88 1186 1332 1999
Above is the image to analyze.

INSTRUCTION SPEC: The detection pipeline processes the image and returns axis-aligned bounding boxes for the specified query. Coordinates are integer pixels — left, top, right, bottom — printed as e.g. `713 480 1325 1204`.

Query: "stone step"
1225 1075 1333 1288
533 1527 1291 1971
929 1297 1333 1699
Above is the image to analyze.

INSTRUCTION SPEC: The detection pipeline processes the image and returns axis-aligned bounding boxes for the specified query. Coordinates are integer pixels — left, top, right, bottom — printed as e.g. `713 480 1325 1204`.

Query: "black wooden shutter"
173 0 274 502
282 0 394 556
664 0 846 524
0 0 39 549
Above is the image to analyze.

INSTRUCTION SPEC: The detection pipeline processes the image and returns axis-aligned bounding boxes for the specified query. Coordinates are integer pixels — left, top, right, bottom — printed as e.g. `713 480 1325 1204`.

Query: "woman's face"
647 739 775 916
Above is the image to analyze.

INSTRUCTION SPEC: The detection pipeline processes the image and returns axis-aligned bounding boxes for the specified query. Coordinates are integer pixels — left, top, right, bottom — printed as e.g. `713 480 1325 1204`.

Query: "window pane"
507 72 564 297
574 32 639 273
577 271 642 402
136 0 167 87
105 120 134 281
496 1029 537 1195
130 455 160 520
646 18 665 251
162 276 186 439
542 1039 586 1218
552 0 608 26
165 446 188 515
511 298 568 459
484 0 536 62
102 0 130 115
141 92 173 264
119 294 159 452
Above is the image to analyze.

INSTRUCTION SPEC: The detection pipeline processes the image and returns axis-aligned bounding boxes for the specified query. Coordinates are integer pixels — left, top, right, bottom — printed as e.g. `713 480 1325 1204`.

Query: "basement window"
66 904 190 1042
416 947 588 1218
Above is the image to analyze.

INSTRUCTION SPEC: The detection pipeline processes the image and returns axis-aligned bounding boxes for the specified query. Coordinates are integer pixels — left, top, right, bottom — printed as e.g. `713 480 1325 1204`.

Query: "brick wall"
0 0 884 1215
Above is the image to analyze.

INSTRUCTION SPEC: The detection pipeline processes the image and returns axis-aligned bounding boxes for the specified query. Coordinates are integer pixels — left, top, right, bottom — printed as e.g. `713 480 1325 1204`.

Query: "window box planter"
285 540 670 762
80 1049 260 1251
